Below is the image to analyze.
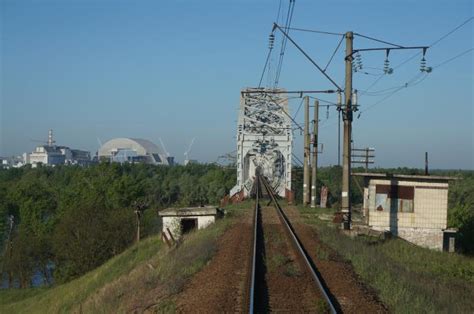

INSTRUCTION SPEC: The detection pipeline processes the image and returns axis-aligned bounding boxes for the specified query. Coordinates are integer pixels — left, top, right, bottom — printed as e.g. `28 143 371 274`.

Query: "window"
375 184 414 213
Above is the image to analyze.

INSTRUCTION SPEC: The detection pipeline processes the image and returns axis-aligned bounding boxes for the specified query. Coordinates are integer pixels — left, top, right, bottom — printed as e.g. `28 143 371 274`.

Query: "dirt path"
175 210 253 313
284 205 388 313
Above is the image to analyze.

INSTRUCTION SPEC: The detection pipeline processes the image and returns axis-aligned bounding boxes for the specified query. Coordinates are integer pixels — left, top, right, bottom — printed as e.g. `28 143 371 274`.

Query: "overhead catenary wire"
347 44 471 115
359 17 473 95
284 26 344 36
354 32 404 48
258 49 273 88
359 72 427 114
274 0 296 87
292 97 305 120
360 47 473 97
258 0 284 88
273 23 343 91
432 48 473 69
323 34 345 72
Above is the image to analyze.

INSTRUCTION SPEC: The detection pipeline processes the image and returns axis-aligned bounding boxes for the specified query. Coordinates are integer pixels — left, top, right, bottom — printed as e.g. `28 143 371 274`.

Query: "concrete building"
158 206 223 239
98 138 174 165
27 145 65 166
231 88 292 199
354 172 457 251
23 130 91 167
0 157 9 169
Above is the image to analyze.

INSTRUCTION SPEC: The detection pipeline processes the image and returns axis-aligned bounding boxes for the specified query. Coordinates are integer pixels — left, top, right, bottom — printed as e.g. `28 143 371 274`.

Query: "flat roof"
158 206 220 217
352 172 458 182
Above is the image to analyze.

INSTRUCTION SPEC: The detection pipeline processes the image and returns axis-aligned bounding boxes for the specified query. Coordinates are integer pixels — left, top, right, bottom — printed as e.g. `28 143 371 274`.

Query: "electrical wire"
284 27 344 36
274 0 296 87
258 49 273 88
292 97 305 120
432 48 473 69
323 35 345 72
430 17 473 48
359 72 427 114
354 32 404 48
359 17 473 95
360 47 473 97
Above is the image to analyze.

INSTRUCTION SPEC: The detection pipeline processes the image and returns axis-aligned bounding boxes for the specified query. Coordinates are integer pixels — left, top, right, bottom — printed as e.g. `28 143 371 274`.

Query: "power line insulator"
352 90 358 108
355 52 363 70
337 91 342 110
420 57 426 72
268 34 275 50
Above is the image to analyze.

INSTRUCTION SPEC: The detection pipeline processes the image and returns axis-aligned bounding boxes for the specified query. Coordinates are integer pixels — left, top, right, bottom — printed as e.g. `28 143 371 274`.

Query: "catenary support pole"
425 152 429 175
303 96 311 205
365 147 369 171
311 99 319 208
342 31 353 229
338 110 341 166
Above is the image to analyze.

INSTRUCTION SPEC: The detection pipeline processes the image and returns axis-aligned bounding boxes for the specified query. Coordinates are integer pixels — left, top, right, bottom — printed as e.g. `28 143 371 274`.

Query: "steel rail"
258 175 337 314
248 175 259 313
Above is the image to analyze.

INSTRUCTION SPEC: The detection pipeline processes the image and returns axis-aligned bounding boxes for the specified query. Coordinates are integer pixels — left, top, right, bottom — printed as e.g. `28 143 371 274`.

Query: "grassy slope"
0 235 163 313
0 204 248 313
297 206 474 313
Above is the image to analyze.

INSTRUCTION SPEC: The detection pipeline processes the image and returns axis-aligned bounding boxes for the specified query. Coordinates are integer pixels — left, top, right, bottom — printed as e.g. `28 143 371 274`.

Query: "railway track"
246 174 337 313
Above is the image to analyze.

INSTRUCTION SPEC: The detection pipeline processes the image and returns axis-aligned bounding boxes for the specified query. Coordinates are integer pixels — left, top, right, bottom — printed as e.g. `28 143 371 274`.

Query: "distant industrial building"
23 130 91 167
98 138 174 165
354 172 457 251
0 157 8 169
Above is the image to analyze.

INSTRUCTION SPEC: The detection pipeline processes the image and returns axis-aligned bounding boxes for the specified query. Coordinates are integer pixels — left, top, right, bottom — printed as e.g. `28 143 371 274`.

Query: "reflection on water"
1 264 54 289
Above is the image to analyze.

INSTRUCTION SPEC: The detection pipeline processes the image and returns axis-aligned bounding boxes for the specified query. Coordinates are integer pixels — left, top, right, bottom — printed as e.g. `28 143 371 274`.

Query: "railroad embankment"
297 205 474 313
0 204 247 313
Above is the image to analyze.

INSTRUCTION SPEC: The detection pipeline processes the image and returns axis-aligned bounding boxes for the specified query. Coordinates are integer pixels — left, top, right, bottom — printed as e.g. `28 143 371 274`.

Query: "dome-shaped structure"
98 138 173 165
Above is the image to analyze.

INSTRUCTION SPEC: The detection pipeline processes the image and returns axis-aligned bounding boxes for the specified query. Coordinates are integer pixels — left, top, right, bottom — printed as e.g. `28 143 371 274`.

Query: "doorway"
180 218 198 234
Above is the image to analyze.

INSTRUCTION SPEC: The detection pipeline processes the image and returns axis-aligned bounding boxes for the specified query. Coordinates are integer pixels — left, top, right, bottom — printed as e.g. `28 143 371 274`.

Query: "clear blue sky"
1 0 473 169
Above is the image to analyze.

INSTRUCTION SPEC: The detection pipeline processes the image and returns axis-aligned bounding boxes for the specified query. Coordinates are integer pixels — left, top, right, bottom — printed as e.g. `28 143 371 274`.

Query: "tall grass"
304 216 474 313
0 236 162 313
0 205 245 313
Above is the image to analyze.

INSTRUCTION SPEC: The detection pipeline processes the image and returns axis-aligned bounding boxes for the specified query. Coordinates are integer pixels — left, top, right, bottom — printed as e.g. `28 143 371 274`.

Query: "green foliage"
293 165 361 207
448 173 474 254
52 200 135 283
0 209 236 313
292 167 474 254
303 216 474 313
0 163 236 287
0 235 163 312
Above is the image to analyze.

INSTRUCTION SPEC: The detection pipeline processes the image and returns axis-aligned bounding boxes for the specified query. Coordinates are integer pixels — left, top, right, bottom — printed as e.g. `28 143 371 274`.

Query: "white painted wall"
366 179 449 250
161 215 216 239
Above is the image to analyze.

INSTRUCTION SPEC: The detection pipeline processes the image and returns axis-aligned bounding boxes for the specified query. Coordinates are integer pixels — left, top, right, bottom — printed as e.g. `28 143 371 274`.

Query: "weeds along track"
246 174 338 313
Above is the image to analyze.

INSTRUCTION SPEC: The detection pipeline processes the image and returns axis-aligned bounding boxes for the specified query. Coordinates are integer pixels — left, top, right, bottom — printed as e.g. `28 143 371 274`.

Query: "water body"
1 264 54 289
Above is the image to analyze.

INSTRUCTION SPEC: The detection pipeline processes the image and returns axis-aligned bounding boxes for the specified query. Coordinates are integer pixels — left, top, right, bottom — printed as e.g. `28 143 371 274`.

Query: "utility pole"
365 148 369 171
303 96 311 205
337 91 342 167
425 152 429 175
338 110 341 166
311 99 319 208
133 200 147 243
352 147 375 171
342 31 354 230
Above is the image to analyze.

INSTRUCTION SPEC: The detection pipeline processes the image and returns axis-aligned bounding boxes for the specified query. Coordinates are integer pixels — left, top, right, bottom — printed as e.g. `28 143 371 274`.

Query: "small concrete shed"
353 173 457 251
158 206 223 240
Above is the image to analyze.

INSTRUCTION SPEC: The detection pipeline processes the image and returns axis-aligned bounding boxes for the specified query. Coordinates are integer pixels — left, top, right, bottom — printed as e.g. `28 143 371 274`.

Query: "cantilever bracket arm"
273 23 343 92
345 46 430 60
